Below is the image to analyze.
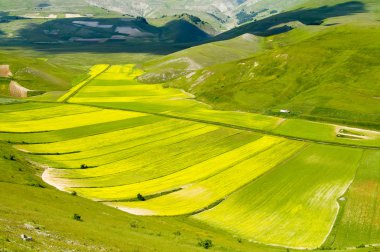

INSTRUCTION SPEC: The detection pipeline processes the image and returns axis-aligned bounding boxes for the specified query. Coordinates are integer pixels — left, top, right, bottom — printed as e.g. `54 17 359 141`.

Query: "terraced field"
1 64 379 250
195 145 363 248
326 150 380 248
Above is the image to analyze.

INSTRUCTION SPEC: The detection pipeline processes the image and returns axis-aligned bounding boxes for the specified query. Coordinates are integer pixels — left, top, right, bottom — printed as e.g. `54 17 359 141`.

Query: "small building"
280 109 290 113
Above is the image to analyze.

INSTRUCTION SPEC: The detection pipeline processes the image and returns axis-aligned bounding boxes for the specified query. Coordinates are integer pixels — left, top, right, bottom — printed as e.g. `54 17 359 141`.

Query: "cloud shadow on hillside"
0 17 209 55
215 1 366 40
0 1 366 55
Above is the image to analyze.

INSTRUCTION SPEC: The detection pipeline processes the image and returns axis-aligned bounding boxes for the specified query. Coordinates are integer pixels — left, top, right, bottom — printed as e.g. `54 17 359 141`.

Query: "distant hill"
146 0 380 129
139 34 263 83
84 0 311 31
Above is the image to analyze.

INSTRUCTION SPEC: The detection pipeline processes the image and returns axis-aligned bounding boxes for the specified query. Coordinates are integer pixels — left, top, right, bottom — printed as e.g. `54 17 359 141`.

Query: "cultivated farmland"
0 64 379 250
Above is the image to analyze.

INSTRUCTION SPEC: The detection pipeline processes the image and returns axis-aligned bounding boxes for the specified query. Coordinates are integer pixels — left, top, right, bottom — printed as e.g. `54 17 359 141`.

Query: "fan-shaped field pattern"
326 150 380 248
194 144 363 249
65 64 380 148
0 109 146 132
1 63 379 250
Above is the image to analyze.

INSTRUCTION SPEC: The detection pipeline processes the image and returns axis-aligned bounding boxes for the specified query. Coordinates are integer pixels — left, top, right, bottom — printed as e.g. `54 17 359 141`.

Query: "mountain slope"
139 33 263 83
153 1 380 129
84 0 311 31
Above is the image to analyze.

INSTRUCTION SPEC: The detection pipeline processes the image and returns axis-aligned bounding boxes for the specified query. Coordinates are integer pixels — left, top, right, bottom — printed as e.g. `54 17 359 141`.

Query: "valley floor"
1 64 379 251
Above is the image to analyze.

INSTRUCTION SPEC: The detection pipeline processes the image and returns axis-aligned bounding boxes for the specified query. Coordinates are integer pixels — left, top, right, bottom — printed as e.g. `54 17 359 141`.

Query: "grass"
107 139 303 216
325 150 380 248
46 128 242 183
48 131 259 190
0 67 379 251
195 144 363 249
0 109 145 132
0 115 163 144
2 144 288 252
66 136 269 200
159 14 380 129
0 104 99 122
64 64 380 148
1 2 380 250
14 118 194 153
57 64 109 102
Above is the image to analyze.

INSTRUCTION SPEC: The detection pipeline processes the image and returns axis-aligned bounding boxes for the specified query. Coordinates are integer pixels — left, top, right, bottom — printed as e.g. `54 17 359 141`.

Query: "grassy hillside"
139 34 264 83
1 142 289 252
1 64 379 251
155 1 380 129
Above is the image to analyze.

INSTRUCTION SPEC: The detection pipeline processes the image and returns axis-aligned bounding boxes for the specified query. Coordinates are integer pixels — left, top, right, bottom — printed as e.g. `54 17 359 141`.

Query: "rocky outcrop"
0 65 12 77
9 81 45 98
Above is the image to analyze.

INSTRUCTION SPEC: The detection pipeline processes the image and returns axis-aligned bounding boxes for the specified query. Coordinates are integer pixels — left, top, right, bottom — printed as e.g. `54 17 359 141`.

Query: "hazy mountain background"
84 0 310 30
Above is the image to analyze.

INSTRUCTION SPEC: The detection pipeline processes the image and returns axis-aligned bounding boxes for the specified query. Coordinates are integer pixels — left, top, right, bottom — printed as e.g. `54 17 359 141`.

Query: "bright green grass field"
106 139 304 215
0 114 164 144
1 63 379 250
0 109 146 133
326 150 380 248
1 143 286 252
194 144 363 249
65 64 380 148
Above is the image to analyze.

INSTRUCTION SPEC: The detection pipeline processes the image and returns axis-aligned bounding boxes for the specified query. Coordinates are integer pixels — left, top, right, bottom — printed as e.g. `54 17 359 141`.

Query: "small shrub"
198 239 213 249
357 244 365 248
137 193 145 201
80 164 88 169
237 237 242 243
173 231 181 236
70 191 77 196
9 154 16 161
73 213 82 221
130 221 138 228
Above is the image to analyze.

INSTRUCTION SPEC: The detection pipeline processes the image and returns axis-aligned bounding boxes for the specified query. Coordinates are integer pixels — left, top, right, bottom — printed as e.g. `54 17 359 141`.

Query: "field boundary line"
57 65 110 103
63 102 380 150
320 150 365 248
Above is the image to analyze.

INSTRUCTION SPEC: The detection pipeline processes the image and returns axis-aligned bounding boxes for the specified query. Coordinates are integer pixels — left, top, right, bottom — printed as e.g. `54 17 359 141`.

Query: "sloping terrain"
0 142 278 252
84 0 313 30
1 64 378 250
1 1 380 251
148 0 380 129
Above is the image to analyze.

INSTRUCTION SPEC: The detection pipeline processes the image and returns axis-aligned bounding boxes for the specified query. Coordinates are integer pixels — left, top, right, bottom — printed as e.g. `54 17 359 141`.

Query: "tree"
73 213 82 221
137 193 145 201
198 239 213 249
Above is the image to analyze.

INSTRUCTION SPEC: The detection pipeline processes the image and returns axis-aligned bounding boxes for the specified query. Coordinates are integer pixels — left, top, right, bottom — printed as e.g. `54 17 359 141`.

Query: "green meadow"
0 63 378 251
1 0 380 250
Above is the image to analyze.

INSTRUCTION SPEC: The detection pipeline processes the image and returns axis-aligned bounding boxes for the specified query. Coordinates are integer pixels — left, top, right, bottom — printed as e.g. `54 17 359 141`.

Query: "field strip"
64 101 380 150
0 102 61 113
27 123 211 169
0 106 101 122
32 124 217 169
0 115 163 144
193 144 363 249
327 150 380 248
67 136 276 200
104 140 304 215
15 119 194 154
46 132 257 189
0 109 146 133
45 127 234 180
57 64 110 102
69 94 190 103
